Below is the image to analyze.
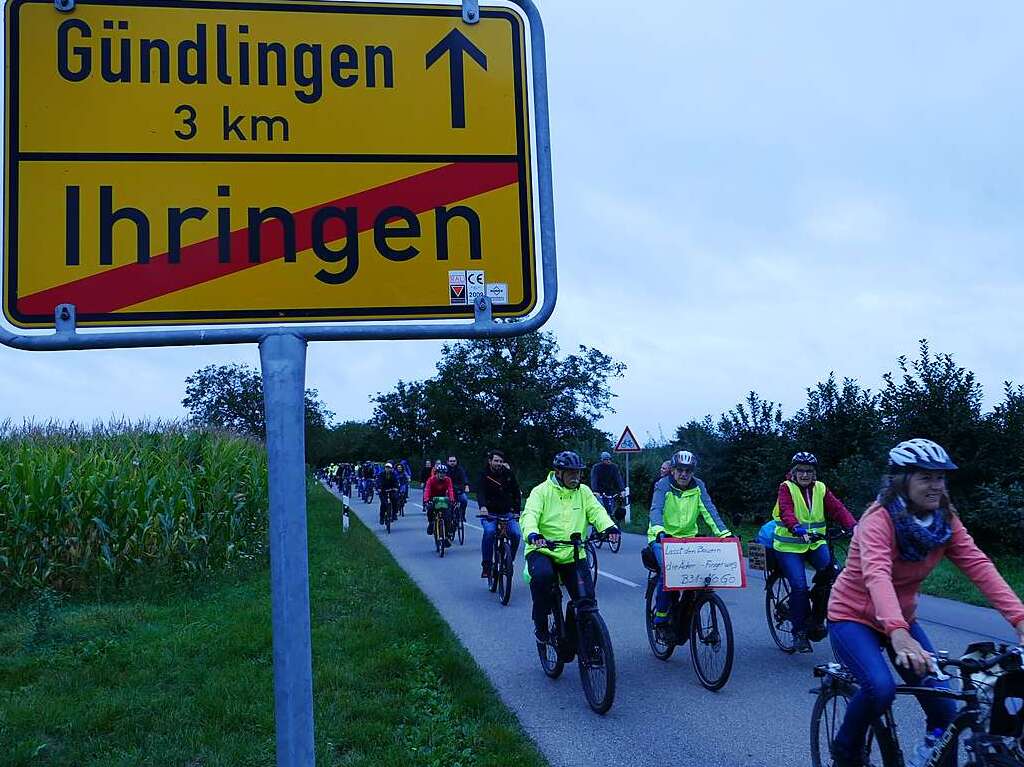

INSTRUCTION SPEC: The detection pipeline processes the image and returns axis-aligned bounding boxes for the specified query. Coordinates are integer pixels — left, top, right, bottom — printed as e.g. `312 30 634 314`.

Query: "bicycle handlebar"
540 531 610 549
939 646 1023 675
806 528 853 543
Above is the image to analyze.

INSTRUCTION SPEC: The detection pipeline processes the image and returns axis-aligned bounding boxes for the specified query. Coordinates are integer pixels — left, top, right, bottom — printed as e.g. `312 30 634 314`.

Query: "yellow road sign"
4 0 538 327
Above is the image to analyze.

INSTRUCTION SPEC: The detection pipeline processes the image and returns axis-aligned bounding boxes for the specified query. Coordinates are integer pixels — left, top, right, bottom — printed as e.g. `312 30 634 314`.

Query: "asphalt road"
331 487 1018 767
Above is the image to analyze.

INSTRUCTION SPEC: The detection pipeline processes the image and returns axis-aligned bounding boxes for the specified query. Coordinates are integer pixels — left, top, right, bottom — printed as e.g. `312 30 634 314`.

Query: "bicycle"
396 487 408 517
379 489 397 534
642 543 735 691
594 494 624 553
456 500 466 546
535 533 617 714
755 527 851 654
811 643 1024 767
584 532 601 589
479 514 518 606
430 497 453 558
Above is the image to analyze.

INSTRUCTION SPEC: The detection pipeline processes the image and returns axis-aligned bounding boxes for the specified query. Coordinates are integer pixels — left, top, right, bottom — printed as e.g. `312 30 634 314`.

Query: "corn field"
0 420 269 604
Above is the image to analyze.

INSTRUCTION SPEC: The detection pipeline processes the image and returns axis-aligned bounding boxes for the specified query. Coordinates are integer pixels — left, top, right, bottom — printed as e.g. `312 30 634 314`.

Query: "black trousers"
526 551 595 630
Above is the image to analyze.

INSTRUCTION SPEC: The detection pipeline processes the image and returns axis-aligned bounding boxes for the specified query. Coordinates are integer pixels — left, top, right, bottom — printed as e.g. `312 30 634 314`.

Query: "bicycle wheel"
689 592 734 691
577 611 616 714
434 515 445 557
384 502 391 534
457 514 465 545
497 540 513 606
488 543 500 593
766 574 797 654
538 603 565 679
809 686 887 767
645 579 676 660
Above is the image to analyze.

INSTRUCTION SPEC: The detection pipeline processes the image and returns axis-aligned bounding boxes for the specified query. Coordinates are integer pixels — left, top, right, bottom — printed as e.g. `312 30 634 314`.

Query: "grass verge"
625 504 1024 609
0 483 547 767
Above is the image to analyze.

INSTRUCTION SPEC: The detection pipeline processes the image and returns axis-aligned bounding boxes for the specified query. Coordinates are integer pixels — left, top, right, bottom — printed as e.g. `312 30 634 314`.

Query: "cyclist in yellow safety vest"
771 451 857 652
647 450 733 626
522 451 621 643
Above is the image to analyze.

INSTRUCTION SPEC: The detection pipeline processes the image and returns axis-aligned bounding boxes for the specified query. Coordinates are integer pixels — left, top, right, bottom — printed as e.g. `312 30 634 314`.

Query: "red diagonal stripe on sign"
18 162 519 316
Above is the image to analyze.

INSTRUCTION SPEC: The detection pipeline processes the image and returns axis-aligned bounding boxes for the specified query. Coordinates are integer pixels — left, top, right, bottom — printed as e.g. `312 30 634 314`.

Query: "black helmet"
791 452 818 467
552 451 585 470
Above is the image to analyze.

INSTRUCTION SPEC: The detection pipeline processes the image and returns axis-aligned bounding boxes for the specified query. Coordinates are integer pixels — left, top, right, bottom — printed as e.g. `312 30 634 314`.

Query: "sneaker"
795 632 813 653
481 563 491 579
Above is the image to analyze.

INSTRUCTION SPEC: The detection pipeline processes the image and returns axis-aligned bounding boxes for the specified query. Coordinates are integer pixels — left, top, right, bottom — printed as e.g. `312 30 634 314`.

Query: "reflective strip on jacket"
521 473 616 565
771 480 827 553
646 475 731 543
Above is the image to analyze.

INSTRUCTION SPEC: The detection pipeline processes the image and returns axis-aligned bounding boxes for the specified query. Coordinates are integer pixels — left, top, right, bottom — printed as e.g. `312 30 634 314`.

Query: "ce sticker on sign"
3 0 542 328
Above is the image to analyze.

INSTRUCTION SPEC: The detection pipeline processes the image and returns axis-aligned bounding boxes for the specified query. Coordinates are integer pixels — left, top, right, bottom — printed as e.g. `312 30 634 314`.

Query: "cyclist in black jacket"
446 455 471 521
376 463 401 525
590 451 626 521
477 449 523 579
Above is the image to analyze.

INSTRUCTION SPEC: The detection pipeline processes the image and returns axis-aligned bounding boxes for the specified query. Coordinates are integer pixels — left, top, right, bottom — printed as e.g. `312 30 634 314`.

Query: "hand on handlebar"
891 628 933 676
603 527 621 545
528 533 547 548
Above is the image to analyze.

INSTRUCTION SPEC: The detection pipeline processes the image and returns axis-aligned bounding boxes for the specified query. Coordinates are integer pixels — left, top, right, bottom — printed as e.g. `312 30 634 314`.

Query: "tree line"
627 340 1022 553
181 338 1022 552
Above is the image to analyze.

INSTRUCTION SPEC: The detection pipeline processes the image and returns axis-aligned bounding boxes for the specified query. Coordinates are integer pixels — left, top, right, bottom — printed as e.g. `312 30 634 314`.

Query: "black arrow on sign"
425 28 488 129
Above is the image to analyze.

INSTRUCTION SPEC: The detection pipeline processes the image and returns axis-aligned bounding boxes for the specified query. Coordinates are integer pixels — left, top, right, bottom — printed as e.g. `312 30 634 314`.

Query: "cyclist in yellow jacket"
647 450 732 626
522 451 621 642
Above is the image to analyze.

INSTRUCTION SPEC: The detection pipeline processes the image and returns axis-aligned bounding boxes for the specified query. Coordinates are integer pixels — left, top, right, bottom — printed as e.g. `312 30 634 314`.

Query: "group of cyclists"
334 437 1024 766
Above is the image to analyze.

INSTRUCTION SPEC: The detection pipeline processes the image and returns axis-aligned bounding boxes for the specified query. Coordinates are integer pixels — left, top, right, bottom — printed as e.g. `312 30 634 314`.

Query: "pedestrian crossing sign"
614 426 641 453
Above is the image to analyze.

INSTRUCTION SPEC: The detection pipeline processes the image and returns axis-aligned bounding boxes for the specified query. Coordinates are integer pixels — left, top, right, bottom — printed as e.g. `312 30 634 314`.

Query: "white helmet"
670 450 697 469
888 439 958 471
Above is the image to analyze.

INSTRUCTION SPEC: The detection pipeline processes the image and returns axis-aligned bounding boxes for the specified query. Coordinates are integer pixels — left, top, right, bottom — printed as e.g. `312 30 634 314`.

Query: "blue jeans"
648 543 673 621
457 491 469 519
830 620 957 760
481 517 522 566
775 545 833 634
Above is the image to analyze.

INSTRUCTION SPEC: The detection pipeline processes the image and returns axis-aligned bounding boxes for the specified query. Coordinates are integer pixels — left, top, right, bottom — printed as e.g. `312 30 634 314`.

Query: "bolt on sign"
4 0 541 328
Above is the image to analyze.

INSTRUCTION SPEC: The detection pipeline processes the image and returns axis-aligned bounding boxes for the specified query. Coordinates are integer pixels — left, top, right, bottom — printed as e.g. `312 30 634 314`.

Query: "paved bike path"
334 488 1017 767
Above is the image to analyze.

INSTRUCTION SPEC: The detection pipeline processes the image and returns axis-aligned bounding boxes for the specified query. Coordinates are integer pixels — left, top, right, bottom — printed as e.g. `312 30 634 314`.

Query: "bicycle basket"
747 542 767 572
641 546 660 573
988 669 1024 738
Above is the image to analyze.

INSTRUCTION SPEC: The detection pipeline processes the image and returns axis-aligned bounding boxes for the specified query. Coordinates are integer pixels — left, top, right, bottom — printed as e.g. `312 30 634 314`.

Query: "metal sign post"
613 425 641 526
260 333 315 765
624 452 631 525
1 1 556 764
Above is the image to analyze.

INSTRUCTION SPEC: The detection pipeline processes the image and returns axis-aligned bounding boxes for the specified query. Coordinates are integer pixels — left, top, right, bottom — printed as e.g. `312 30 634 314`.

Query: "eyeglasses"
794 469 815 476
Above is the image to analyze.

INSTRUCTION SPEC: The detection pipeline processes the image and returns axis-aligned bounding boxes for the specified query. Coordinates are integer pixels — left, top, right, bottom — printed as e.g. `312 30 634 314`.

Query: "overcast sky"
3 1 1023 446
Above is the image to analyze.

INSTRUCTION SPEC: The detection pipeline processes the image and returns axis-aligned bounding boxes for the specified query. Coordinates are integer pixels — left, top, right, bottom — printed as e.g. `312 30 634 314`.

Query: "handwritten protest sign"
660 537 747 590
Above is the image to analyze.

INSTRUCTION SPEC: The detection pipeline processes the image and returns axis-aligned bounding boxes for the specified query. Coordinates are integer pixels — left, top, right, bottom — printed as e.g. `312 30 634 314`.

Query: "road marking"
599 571 640 588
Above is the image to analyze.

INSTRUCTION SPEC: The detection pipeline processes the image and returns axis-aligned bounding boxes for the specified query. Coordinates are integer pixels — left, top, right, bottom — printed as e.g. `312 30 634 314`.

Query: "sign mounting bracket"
462 0 479 24
55 304 77 335
472 295 493 327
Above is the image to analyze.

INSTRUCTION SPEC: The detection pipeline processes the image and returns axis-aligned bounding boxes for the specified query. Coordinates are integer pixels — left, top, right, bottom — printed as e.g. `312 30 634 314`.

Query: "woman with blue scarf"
826 438 1024 767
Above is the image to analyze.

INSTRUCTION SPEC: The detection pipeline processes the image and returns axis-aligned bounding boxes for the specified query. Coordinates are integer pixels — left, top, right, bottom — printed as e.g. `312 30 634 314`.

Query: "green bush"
0 421 268 605
960 482 1024 554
